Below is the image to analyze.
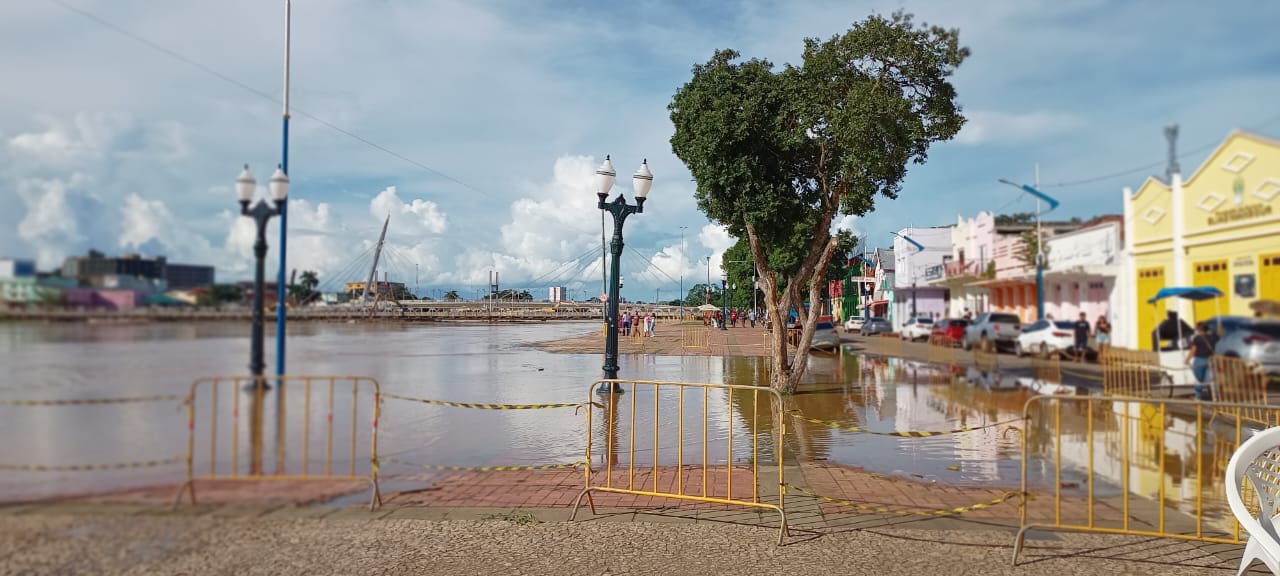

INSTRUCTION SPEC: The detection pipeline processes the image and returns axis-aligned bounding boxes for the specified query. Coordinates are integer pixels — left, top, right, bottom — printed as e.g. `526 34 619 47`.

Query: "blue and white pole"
997 177 1059 321
275 0 291 388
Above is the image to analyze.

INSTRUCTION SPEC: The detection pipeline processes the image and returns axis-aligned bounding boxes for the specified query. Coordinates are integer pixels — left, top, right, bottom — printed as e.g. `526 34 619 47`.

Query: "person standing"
1095 316 1112 360
748 309 757 328
622 311 631 336
730 309 738 328
1185 323 1215 401
1073 312 1091 363
646 313 655 337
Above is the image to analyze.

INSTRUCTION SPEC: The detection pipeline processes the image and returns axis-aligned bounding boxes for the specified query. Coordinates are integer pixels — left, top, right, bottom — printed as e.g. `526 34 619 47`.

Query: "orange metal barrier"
173 375 382 510
571 379 789 544
1012 394 1276 565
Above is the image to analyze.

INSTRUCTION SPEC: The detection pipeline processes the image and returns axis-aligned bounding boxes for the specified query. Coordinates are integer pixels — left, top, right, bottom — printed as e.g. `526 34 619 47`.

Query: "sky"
2 0 1279 302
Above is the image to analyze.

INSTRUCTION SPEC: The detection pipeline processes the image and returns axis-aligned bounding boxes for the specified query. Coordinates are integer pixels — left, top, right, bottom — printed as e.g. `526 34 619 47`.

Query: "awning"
1147 286 1224 304
867 300 889 307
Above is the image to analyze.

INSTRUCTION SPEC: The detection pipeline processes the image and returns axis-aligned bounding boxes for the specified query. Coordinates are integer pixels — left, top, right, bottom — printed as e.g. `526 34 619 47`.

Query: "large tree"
669 11 968 393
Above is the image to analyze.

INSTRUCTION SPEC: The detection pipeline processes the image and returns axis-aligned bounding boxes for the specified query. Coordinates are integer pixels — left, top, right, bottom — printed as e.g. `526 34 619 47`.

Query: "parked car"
1015 319 1078 357
1215 321 1280 375
810 317 841 350
963 312 1023 351
1197 315 1254 339
860 317 890 337
844 316 865 332
900 316 934 341
931 318 968 344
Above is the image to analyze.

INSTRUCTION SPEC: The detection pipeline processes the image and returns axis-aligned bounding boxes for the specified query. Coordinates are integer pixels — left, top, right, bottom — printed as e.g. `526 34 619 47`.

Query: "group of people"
704 308 759 329
620 311 657 337
1069 312 1112 363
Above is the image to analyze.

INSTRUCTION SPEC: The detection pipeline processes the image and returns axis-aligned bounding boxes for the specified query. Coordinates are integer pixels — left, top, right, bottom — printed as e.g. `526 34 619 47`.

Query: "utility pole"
679 226 686 319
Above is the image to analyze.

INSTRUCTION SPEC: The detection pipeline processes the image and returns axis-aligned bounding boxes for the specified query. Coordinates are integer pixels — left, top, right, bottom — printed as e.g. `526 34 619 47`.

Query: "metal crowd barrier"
1211 356 1274 427
973 346 999 373
1012 394 1278 565
927 335 956 366
1032 354 1061 384
681 327 709 350
173 375 382 510
571 379 789 544
1100 347 1160 398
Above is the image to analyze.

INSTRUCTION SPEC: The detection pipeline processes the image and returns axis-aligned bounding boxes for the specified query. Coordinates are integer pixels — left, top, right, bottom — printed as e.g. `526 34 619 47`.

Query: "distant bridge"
1 301 692 323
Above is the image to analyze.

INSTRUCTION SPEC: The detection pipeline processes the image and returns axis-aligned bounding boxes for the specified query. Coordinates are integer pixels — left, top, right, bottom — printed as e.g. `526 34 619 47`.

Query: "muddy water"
0 321 1247 524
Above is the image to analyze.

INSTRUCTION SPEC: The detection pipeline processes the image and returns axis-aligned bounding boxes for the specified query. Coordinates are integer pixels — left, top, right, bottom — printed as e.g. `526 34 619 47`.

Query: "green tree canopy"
669 11 967 392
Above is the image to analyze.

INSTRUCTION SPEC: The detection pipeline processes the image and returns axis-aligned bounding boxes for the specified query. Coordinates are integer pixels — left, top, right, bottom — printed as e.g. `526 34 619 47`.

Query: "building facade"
1037 217 1123 324
892 226 952 328
1121 130 1280 349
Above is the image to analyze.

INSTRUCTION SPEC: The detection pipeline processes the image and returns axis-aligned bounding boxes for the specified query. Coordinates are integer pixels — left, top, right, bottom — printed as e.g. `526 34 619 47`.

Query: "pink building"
63 289 137 310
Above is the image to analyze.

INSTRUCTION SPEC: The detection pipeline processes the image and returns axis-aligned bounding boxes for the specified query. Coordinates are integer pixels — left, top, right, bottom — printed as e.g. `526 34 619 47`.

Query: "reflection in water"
0 321 1253 523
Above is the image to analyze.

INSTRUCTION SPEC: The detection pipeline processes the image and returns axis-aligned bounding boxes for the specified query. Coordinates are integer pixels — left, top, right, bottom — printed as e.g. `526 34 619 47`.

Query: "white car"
843 317 865 332
1014 319 1078 357
899 316 934 341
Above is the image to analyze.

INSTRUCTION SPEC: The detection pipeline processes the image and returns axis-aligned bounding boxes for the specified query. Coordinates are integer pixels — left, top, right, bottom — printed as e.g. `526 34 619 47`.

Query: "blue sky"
2 0 1278 301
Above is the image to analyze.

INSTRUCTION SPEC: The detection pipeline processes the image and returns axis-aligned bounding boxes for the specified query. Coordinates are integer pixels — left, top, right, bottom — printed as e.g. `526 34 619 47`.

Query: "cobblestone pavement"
0 508 1257 575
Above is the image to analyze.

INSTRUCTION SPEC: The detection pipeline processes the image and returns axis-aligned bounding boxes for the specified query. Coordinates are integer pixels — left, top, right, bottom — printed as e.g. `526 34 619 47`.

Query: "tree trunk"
746 225 839 394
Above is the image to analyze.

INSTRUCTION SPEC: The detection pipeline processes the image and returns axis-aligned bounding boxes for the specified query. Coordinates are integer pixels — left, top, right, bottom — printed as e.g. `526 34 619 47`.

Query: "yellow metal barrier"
1212 356 1276 427
927 335 955 366
1100 347 1161 398
973 347 999 373
1012 394 1277 565
681 326 709 350
571 379 789 544
173 375 382 510
879 335 903 358
1032 354 1061 384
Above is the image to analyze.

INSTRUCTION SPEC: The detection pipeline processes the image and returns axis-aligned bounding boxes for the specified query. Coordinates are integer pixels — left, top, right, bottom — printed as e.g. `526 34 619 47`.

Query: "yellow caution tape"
0 456 183 472
791 414 1021 437
788 484 1020 516
380 457 584 472
0 395 185 406
380 392 596 411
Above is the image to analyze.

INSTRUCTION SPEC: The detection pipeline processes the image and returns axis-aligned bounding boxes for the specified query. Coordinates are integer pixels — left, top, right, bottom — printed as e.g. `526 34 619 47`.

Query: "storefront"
1120 130 1280 349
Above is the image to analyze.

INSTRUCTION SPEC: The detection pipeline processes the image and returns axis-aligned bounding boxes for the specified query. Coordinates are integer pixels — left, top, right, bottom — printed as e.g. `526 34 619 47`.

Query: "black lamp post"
236 164 288 390
720 271 729 331
597 156 653 393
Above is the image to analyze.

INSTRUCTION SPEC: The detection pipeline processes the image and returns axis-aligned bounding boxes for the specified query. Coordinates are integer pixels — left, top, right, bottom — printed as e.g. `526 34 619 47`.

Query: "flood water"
0 321 1254 528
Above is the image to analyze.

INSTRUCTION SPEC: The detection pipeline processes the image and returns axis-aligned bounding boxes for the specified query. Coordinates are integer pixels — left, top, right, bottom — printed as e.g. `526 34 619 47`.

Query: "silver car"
963 312 1023 352
860 317 890 336
1215 321 1280 375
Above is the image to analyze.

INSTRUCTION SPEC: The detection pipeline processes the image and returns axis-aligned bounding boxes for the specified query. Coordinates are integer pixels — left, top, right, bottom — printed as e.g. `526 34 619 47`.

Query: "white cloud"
370 186 447 236
833 214 860 235
15 176 94 268
954 110 1083 145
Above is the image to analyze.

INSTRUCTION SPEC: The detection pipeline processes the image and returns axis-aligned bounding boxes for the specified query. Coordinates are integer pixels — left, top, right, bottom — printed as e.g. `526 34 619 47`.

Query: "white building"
892 226 953 330
549 286 568 302
1034 217 1124 325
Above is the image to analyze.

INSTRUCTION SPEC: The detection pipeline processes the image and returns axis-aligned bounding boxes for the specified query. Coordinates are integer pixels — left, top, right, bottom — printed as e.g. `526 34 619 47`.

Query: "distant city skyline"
2 1 1278 301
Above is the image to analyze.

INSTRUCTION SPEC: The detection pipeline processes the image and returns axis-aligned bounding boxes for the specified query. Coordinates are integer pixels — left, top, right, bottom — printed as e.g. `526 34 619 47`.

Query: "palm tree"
444 290 460 302
299 270 319 292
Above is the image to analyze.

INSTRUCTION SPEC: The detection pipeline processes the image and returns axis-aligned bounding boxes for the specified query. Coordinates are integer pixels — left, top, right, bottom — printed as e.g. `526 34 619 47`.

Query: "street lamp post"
679 226 687 320
720 270 729 331
597 156 653 393
997 175 1059 321
236 164 288 388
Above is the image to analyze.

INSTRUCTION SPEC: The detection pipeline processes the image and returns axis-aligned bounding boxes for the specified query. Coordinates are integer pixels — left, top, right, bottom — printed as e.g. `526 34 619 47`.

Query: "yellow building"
1121 130 1280 349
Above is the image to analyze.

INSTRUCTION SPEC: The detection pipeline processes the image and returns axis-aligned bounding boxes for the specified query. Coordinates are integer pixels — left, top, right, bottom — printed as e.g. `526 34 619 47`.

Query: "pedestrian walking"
748 309 757 328
622 311 631 336
645 313 655 337
1186 323 1215 401
1073 312 1091 363
731 309 738 328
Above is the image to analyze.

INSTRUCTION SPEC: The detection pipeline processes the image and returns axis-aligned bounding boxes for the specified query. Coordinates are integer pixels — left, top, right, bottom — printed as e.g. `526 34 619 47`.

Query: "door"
1137 267 1165 350
1192 260 1229 323
1262 253 1280 303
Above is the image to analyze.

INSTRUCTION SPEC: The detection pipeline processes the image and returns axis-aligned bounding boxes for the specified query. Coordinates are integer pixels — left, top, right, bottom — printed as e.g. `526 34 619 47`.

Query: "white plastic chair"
1226 426 1280 575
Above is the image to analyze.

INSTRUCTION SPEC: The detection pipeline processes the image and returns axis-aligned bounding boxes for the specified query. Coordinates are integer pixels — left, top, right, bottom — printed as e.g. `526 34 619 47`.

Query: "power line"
1039 114 1280 189
52 0 494 200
